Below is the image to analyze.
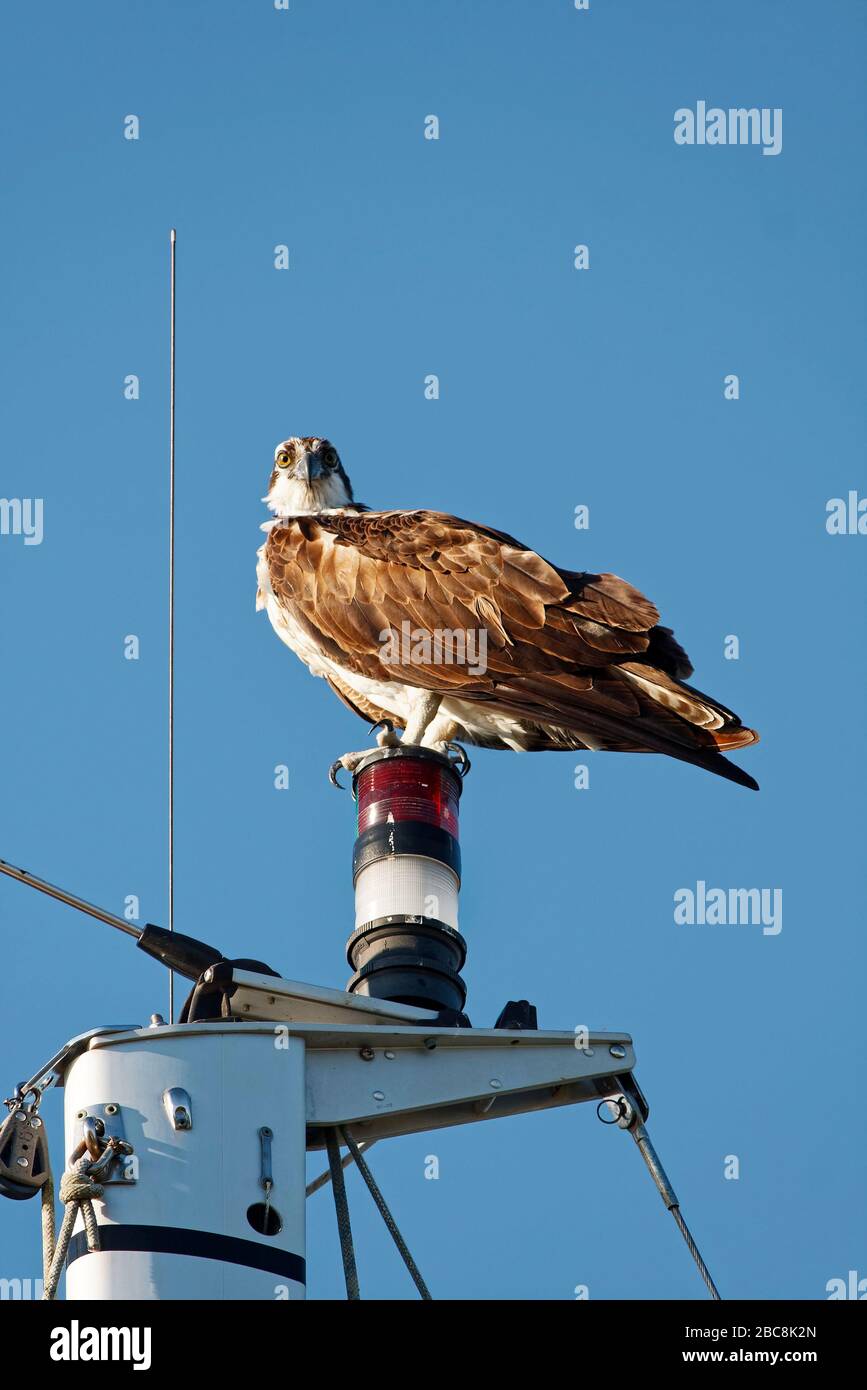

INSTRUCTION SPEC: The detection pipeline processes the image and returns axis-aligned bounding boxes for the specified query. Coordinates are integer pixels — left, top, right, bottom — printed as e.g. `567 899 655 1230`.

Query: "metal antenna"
0 858 141 940
0 853 228 982
168 228 177 1023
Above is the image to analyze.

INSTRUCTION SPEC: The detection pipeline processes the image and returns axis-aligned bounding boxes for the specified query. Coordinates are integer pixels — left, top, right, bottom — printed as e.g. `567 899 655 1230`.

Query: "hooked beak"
293 451 323 484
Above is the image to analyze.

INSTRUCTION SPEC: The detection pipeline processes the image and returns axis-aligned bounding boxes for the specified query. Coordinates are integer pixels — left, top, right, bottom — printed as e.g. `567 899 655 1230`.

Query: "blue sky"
1 0 865 1299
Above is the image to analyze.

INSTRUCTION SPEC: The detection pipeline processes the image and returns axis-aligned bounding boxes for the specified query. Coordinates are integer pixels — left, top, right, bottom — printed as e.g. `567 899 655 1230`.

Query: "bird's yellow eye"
277 452 291 467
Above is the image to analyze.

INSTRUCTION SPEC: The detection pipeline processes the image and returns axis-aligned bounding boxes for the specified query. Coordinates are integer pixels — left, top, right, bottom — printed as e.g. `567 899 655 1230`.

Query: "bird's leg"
328 696 445 787
419 711 460 751
401 691 442 746
419 712 472 776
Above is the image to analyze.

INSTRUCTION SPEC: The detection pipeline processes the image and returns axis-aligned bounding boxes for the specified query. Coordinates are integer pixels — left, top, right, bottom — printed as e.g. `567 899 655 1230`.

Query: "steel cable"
340 1127 431 1299
671 1205 721 1300
326 1128 360 1299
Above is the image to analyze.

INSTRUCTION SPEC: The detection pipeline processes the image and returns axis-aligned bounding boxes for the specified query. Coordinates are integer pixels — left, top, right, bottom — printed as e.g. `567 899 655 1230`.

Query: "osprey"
257 437 759 789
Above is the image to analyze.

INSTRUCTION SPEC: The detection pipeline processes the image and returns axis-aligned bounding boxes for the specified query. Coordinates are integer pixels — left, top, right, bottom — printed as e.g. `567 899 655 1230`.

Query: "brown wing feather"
263 509 759 786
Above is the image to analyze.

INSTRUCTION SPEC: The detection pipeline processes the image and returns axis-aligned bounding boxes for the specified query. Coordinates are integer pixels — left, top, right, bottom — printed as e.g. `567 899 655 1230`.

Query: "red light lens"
356 758 460 838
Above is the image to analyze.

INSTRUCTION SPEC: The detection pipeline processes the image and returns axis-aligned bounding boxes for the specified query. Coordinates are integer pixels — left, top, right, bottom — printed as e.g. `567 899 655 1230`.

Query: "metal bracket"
300 1025 639 1147
258 1126 273 1192
222 969 441 1026
72 1103 136 1184
163 1087 192 1131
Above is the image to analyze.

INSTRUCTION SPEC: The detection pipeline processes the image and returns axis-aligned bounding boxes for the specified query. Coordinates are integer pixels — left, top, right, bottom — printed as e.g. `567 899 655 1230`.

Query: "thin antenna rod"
0 857 142 941
168 228 177 1024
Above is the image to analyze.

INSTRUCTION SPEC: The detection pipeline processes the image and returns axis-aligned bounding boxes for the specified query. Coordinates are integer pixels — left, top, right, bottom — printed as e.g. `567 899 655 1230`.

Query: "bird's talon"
445 741 471 777
369 719 400 748
329 745 392 790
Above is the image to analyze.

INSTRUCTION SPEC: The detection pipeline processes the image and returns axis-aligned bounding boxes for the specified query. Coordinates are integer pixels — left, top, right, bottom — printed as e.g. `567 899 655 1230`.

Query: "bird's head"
264 437 354 514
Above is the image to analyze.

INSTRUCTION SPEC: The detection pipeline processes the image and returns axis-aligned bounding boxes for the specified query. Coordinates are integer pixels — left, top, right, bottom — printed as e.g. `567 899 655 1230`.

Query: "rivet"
104 1103 119 1116
489 1079 502 1090
372 1091 385 1101
359 1046 375 1061
384 1050 395 1060
609 1045 627 1060
423 1037 437 1051
582 1048 595 1058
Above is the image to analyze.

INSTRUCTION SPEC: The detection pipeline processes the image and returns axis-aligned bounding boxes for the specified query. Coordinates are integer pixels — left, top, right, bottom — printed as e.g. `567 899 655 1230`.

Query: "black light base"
346 914 468 1013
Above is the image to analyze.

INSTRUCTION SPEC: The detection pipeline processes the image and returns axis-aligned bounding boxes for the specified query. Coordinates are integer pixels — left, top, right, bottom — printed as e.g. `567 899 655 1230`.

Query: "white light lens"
354 855 460 931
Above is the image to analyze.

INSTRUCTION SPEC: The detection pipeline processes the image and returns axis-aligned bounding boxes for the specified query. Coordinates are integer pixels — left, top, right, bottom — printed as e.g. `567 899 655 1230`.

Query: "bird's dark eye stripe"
272 440 338 467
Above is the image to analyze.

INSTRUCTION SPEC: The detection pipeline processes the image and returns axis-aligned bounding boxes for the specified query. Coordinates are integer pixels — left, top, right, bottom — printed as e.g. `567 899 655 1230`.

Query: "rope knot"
42 1153 104 1301
59 1165 104 1204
